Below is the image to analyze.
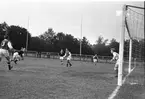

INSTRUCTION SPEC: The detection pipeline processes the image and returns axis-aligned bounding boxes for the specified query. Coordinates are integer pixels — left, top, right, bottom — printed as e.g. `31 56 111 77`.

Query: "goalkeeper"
110 48 119 77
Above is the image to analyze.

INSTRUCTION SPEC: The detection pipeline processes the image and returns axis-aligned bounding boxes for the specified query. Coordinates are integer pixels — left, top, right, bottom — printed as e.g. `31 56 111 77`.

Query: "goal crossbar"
126 5 145 9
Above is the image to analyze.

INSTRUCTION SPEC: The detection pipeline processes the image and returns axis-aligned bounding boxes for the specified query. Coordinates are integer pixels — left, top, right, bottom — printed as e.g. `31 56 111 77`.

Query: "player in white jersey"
59 49 64 65
0 35 14 70
63 48 72 67
12 52 21 64
93 54 99 65
110 48 119 77
12 47 25 64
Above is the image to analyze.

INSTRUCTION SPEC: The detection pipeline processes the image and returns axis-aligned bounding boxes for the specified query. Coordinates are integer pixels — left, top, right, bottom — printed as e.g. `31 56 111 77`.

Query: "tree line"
1 22 144 58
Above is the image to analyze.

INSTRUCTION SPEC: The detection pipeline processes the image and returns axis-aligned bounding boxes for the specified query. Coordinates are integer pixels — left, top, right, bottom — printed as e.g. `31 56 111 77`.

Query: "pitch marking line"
108 66 136 99
108 85 121 99
123 66 136 84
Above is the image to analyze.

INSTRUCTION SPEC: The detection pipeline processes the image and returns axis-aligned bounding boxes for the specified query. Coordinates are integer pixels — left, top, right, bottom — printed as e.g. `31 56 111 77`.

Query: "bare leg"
5 56 13 70
11 56 17 64
116 69 118 77
14 57 18 64
22 56 24 60
95 62 97 65
61 59 63 65
67 60 72 67
0 57 2 62
21 54 24 60
114 64 118 77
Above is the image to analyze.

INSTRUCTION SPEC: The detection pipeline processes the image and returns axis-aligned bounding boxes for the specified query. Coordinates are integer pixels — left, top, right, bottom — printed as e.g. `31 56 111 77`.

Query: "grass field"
0 57 118 99
114 84 145 99
0 57 144 99
114 62 145 99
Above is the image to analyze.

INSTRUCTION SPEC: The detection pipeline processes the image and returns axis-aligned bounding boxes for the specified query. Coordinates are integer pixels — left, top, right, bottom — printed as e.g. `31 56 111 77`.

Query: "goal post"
118 5 126 86
128 38 132 73
118 4 144 86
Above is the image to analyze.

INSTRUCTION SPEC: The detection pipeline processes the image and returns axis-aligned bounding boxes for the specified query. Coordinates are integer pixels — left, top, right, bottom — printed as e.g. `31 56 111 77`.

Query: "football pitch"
0 57 121 99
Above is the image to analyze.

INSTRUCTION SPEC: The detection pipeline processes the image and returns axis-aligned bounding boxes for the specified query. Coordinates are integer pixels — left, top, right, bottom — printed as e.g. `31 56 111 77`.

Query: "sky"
0 0 144 44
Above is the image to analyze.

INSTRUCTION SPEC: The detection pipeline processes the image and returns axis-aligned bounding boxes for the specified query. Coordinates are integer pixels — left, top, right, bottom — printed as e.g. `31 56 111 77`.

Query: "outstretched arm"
8 42 13 50
8 42 15 52
69 52 71 57
96 55 99 60
63 53 66 58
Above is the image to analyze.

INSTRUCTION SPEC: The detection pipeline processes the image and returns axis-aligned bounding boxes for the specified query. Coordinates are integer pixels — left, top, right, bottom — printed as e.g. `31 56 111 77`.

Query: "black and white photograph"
0 0 144 99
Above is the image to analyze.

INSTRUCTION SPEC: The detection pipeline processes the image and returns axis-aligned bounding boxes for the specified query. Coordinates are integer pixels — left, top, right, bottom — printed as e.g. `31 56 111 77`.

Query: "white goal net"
119 5 144 86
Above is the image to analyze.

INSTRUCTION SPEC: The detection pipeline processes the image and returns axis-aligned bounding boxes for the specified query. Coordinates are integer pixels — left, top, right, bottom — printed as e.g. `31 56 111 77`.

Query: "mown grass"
0 57 118 99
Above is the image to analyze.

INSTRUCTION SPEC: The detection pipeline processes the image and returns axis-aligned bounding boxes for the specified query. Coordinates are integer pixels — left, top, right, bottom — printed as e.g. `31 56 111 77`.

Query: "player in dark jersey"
93 54 99 65
63 48 72 67
19 47 25 60
0 35 14 70
59 49 64 65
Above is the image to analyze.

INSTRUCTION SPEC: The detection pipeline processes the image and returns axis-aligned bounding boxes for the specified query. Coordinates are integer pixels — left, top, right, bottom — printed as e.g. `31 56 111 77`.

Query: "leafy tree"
93 35 109 56
0 22 31 50
39 28 55 44
54 32 66 51
82 37 94 55
1 22 127 56
9 25 31 50
29 37 46 52
96 36 103 44
109 38 119 53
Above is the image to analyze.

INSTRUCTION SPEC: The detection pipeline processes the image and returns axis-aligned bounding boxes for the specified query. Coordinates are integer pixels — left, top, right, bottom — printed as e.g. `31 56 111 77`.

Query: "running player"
110 48 119 77
93 54 99 65
12 47 25 64
0 35 14 70
63 48 72 67
19 47 25 60
12 51 21 64
59 49 64 65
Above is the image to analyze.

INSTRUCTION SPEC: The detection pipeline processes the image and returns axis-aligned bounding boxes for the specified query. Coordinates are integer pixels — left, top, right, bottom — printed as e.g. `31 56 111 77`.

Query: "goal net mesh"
123 5 144 85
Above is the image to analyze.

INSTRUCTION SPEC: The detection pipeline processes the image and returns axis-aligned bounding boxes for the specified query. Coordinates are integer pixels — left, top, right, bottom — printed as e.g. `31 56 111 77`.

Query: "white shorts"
93 59 98 63
115 59 119 65
60 56 64 60
22 53 24 57
13 52 21 61
67 56 71 60
0 48 9 58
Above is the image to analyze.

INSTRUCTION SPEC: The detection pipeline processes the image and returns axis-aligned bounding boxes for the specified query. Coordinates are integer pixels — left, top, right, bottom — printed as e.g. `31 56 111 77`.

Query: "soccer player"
63 48 72 67
19 47 25 60
0 35 14 70
93 54 99 65
110 48 119 77
59 49 64 65
12 52 21 64
12 47 25 64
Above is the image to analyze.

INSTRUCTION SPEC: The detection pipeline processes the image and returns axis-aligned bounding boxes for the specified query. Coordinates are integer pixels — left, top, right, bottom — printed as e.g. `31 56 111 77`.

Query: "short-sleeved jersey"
1 39 9 50
18 50 24 56
112 52 119 60
21 48 25 52
64 51 71 57
93 55 98 59
0 39 13 50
